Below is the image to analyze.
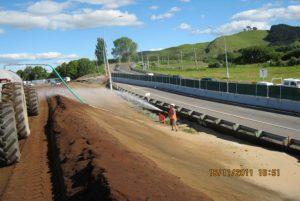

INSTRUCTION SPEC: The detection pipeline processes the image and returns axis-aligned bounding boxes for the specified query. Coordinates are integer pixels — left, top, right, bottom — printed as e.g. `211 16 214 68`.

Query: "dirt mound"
48 96 212 201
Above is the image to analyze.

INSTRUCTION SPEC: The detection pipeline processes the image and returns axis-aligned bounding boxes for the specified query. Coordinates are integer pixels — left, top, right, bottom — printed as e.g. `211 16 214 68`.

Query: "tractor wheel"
0 102 21 166
24 86 39 116
2 82 30 139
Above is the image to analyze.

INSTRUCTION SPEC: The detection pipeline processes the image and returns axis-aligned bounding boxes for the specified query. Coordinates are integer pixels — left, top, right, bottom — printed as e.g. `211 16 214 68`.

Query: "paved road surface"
117 83 300 140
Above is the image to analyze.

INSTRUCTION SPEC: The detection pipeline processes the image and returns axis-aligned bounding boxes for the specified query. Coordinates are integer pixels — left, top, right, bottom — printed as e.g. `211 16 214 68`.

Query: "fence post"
219 81 221 92
236 83 238 94
267 86 269 98
199 79 201 89
280 85 282 100
255 84 257 97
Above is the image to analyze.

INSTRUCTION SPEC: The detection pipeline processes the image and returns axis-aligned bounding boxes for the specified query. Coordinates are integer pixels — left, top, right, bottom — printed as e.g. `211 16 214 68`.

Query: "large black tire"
2 83 30 139
0 102 21 166
24 86 39 116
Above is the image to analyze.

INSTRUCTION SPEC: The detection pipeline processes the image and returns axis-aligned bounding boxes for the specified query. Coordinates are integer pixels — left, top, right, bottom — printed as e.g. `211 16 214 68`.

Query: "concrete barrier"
114 83 300 152
112 77 300 114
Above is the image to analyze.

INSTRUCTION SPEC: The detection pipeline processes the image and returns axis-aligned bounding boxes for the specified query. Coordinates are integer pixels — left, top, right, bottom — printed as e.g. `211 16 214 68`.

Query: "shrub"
282 49 300 60
237 46 282 64
208 62 222 68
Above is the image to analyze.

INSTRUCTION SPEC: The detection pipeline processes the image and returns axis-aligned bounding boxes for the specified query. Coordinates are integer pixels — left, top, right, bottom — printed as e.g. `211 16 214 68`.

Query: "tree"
17 66 48 81
95 38 105 65
112 37 138 62
238 46 282 64
54 58 99 80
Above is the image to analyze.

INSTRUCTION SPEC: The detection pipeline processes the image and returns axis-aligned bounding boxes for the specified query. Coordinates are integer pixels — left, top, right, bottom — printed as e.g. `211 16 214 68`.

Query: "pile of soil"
48 95 212 201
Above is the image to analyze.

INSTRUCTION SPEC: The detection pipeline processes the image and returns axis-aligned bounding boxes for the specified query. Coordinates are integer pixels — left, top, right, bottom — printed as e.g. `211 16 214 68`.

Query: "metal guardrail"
112 73 300 102
114 84 300 152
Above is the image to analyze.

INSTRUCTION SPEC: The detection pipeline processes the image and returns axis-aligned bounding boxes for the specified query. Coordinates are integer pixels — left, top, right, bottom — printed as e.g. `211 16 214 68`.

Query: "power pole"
157 55 160 67
103 40 112 90
167 55 170 67
180 51 183 70
147 56 150 69
141 52 144 70
194 48 198 68
224 36 230 92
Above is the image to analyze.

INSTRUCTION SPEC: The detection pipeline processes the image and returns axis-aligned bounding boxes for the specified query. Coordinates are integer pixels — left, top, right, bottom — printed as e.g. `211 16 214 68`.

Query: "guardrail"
114 84 300 152
112 73 300 102
112 76 300 114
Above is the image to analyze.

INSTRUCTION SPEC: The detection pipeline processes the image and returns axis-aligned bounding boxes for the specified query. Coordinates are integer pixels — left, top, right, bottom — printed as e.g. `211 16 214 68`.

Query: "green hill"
141 30 269 61
205 30 269 57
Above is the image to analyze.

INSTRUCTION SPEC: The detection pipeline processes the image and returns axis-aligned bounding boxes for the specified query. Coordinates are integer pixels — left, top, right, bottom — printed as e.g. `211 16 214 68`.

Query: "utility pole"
180 51 183 70
103 40 112 91
224 36 230 92
193 48 198 68
167 55 170 67
157 55 160 67
141 52 144 70
147 56 150 69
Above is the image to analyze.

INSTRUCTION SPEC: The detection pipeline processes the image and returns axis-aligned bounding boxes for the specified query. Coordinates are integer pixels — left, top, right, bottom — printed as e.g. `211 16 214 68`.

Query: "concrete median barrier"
113 83 300 152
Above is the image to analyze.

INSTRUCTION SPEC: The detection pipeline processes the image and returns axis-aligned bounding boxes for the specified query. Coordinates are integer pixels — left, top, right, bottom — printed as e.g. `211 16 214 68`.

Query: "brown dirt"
0 91 52 201
49 95 212 201
49 83 300 201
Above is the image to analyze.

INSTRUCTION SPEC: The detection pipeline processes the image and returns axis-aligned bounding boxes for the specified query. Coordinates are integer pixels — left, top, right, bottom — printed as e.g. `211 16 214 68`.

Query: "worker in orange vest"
169 103 178 132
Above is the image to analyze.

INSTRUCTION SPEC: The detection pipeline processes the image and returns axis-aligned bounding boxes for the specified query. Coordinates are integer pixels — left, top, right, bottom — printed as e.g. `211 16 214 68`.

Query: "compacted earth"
0 82 299 201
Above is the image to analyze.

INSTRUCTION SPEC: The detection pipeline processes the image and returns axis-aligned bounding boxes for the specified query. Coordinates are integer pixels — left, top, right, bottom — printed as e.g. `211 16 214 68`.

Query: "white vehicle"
257 82 274 86
282 78 300 88
147 73 154 76
0 70 39 166
64 77 71 82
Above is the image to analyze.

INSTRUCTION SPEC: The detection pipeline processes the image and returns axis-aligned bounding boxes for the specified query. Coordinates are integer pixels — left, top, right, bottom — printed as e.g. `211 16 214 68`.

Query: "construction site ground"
0 81 299 201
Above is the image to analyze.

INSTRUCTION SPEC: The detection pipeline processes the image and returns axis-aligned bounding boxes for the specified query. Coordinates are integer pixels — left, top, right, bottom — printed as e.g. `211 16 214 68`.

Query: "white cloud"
149 5 159 10
231 5 300 22
151 6 181 21
179 23 191 30
74 0 135 9
0 9 142 30
180 4 300 36
149 48 163 51
216 20 270 35
0 52 79 63
27 0 70 15
191 28 213 35
178 22 213 35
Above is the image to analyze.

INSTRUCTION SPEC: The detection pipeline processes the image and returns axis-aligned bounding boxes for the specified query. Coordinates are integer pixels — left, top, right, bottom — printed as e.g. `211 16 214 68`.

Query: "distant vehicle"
147 73 154 76
201 77 217 82
282 78 300 88
64 77 71 82
257 82 274 86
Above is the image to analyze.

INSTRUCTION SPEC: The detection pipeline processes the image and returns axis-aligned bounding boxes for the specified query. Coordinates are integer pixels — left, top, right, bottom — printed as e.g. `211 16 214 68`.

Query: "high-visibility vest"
169 108 177 120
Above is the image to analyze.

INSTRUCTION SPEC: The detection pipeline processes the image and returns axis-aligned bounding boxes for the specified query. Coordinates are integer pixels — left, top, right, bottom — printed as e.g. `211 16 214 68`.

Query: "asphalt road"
117 83 300 140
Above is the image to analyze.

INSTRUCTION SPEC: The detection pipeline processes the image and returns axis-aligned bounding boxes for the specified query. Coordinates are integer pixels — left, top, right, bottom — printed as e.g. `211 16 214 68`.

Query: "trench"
45 96 115 201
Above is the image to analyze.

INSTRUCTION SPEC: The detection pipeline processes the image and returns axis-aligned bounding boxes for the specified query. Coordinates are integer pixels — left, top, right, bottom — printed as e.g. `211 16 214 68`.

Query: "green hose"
48 64 86 104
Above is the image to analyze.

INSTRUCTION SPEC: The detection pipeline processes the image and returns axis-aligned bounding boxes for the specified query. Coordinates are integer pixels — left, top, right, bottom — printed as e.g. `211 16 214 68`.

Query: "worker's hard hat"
170 103 175 107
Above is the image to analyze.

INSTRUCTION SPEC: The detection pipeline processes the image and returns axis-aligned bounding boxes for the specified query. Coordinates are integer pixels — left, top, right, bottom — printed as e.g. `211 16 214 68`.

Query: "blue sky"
0 0 299 69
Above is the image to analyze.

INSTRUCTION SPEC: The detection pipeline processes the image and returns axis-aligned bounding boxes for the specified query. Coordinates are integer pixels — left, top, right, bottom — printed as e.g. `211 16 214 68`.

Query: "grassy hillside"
141 30 269 61
205 30 269 57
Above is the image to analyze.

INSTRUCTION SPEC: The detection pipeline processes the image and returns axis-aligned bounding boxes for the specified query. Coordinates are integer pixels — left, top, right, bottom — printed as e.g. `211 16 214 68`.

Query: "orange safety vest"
169 108 177 120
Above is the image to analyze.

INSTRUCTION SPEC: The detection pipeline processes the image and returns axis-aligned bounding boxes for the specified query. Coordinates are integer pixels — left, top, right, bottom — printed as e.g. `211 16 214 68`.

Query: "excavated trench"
45 96 114 201
44 95 211 201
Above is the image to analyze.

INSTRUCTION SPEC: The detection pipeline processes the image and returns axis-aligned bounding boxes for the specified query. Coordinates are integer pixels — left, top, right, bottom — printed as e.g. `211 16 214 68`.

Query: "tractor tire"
2 82 30 139
0 102 21 166
24 86 39 116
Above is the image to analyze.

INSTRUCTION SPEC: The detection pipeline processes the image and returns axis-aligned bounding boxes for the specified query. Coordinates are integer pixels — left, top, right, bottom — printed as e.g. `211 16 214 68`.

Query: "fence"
112 73 300 102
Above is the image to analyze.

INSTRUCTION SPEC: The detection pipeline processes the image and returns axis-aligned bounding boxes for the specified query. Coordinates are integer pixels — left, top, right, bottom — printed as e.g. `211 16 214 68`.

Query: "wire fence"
112 73 300 101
